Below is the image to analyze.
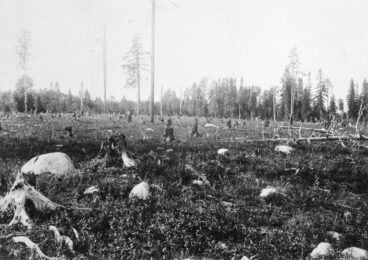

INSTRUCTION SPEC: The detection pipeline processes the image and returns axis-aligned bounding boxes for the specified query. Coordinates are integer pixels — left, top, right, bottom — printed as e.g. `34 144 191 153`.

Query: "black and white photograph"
1 0 368 259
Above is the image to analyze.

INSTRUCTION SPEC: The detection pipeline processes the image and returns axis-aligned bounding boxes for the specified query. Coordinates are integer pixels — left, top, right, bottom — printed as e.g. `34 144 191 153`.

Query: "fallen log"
205 134 368 144
278 126 333 134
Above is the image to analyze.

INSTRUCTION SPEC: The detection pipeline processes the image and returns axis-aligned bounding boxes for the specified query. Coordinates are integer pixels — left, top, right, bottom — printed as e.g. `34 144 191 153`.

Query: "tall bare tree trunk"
137 54 140 115
24 76 27 113
160 85 163 119
80 81 84 112
273 92 276 122
103 25 107 114
150 0 155 123
179 86 182 115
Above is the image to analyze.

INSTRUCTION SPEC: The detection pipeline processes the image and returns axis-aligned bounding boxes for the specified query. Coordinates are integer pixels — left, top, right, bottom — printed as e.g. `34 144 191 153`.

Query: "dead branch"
356 99 366 133
0 232 27 240
13 236 60 260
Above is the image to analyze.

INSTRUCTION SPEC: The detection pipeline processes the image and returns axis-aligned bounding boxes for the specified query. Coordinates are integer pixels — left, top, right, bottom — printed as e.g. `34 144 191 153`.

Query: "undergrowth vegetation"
0 115 368 259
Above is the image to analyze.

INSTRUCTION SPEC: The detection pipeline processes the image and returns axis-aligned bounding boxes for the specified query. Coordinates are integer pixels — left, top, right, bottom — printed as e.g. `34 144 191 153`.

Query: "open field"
1 114 368 259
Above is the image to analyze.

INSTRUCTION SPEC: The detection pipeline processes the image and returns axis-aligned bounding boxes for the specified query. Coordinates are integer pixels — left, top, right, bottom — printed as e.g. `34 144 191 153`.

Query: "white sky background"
1 0 368 102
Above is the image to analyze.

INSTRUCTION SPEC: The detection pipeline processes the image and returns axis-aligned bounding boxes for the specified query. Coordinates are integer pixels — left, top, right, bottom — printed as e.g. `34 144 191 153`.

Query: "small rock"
129 182 150 200
341 247 368 260
192 180 204 186
260 186 278 198
274 145 294 155
326 231 342 241
240 256 250 260
218 148 229 155
310 242 335 259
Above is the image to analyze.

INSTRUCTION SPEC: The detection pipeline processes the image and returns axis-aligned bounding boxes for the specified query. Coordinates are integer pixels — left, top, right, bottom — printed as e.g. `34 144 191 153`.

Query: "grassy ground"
0 114 368 259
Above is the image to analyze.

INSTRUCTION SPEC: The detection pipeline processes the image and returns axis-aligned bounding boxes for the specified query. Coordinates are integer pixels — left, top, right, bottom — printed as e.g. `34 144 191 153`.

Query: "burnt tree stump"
164 127 175 142
191 118 200 137
226 119 232 129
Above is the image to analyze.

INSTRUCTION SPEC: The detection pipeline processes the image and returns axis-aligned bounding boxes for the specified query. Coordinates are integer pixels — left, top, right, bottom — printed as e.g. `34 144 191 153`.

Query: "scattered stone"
21 152 75 176
326 231 342 241
341 247 368 260
218 148 230 155
84 186 100 195
274 145 295 155
260 186 278 198
129 182 150 200
192 180 204 186
310 242 335 259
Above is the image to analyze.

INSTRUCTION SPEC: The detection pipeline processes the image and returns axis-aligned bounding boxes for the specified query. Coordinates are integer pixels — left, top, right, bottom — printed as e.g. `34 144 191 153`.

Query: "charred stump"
127 114 132 123
226 119 232 129
65 126 73 137
164 127 175 142
191 118 200 137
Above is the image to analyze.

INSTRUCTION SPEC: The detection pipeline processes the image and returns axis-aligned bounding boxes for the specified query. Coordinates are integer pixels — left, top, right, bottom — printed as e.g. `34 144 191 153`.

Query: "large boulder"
341 247 368 260
310 242 335 259
21 152 75 176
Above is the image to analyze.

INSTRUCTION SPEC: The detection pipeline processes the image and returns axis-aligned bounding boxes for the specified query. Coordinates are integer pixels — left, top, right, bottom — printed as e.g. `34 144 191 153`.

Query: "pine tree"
361 78 368 119
314 69 328 119
35 95 45 113
281 67 292 120
122 35 148 115
328 95 337 114
347 79 358 119
301 72 312 121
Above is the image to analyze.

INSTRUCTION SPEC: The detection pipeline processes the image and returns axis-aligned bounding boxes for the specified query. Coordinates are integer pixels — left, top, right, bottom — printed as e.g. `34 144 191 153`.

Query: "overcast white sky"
1 0 368 102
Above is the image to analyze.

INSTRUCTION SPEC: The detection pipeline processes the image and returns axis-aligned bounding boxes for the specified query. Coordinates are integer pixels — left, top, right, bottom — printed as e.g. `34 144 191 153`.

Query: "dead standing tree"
15 29 31 113
122 35 148 116
355 99 366 133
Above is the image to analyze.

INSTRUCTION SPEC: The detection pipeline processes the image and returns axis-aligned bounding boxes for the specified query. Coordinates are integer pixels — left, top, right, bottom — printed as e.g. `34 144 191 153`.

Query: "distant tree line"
1 73 368 122
2 45 368 122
